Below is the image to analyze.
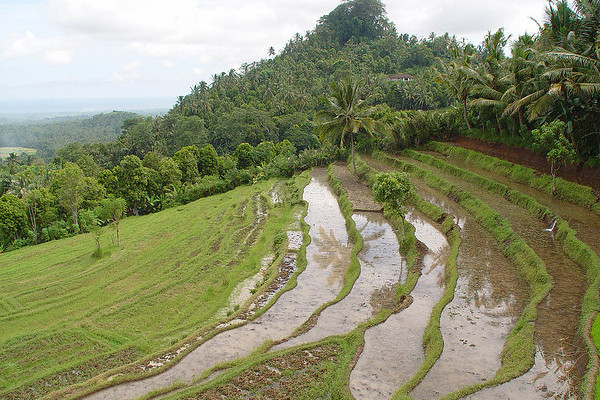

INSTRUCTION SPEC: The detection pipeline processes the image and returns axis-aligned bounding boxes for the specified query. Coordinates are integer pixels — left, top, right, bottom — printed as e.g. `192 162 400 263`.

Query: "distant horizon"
0 96 174 117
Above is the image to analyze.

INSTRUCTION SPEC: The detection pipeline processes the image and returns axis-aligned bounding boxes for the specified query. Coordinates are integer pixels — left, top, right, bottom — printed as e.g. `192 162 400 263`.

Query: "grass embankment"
354 156 461 399
373 150 551 398
409 145 600 398
0 175 309 400
427 141 600 216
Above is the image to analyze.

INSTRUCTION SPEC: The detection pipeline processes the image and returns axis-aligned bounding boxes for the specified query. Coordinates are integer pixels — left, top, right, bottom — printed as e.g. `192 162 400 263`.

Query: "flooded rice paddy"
349 208 448 400
79 153 596 399
393 153 588 398
410 183 528 399
83 168 351 400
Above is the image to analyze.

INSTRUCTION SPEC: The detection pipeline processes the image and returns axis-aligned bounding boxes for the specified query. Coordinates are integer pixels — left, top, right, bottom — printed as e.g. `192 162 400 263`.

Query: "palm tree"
436 59 478 130
316 76 385 174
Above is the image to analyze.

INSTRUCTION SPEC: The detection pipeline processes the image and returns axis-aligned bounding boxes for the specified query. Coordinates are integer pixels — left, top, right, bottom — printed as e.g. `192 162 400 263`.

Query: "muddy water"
407 182 528 399
398 154 587 398
82 168 351 400
349 209 447 400
428 151 600 260
276 211 404 349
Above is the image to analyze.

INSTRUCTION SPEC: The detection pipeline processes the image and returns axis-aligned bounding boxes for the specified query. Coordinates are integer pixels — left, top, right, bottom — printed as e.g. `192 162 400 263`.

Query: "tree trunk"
462 98 472 130
496 114 502 134
551 161 557 196
351 132 357 175
72 207 79 229
116 220 120 246
28 205 38 245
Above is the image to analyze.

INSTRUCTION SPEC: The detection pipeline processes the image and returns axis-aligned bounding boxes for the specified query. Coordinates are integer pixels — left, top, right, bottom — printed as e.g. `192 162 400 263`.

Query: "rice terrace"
2 0 600 399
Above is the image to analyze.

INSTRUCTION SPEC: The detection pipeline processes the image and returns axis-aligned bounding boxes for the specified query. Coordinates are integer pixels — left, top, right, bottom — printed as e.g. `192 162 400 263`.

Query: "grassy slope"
0 176 307 399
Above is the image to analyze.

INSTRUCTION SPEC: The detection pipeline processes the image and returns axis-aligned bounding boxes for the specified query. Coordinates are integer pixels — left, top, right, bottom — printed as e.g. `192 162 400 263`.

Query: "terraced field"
2 142 599 400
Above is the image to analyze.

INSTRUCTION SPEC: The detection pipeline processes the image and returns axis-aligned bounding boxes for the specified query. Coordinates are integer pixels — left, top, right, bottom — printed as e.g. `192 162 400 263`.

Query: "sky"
0 0 548 111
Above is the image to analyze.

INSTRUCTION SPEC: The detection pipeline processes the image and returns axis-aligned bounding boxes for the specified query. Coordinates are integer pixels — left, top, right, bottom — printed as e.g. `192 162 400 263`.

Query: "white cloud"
1 30 78 65
162 60 176 69
44 49 74 65
388 0 546 44
46 0 339 64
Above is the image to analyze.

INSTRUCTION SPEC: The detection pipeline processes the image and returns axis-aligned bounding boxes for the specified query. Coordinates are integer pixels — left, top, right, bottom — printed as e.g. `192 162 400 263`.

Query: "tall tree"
52 162 85 228
316 76 385 173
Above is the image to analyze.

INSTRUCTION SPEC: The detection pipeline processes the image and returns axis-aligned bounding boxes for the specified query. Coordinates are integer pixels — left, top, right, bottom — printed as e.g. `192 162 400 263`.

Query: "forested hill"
118 0 459 158
0 111 139 157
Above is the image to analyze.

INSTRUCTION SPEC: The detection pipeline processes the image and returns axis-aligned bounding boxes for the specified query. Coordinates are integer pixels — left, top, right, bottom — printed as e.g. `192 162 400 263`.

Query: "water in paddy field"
349 208 447 400
82 168 351 400
410 182 528 398
399 154 588 399
276 211 404 349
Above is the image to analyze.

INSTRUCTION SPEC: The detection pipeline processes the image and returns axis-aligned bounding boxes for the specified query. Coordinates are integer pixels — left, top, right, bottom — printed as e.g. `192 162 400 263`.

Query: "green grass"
0 146 37 158
426 141 600 216
0 175 309 399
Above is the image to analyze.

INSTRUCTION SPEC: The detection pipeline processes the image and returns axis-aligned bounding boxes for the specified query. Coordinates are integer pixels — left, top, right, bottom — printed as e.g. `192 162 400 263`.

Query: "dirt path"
81 168 351 400
450 137 600 191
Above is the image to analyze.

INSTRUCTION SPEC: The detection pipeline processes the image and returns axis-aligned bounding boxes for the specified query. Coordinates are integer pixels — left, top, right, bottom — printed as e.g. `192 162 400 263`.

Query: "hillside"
0 111 139 158
0 174 308 399
116 0 458 157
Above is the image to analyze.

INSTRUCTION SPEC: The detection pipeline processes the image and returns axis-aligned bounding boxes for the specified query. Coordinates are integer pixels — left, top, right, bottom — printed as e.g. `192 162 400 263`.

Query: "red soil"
450 136 600 192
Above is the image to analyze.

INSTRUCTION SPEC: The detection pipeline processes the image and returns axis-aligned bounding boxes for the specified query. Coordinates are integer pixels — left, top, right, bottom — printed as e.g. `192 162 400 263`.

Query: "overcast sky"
0 0 548 106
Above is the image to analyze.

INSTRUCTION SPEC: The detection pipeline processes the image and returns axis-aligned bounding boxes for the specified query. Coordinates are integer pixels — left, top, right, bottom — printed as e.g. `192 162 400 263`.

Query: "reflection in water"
82 168 351 400
398 155 586 398
277 211 404 349
410 182 527 398
312 226 351 287
350 210 447 400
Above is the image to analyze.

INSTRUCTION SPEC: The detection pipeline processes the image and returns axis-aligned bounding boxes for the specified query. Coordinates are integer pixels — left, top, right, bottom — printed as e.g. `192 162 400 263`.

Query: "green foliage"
0 194 27 247
234 143 256 169
96 196 127 245
51 162 86 227
173 116 209 150
531 120 577 193
317 76 388 173
173 146 199 182
197 145 219 176
317 0 393 45
372 171 412 214
113 155 149 215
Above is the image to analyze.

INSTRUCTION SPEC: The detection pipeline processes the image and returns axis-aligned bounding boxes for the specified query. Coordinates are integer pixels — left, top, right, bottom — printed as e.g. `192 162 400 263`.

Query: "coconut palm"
436 55 479 130
316 76 386 174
